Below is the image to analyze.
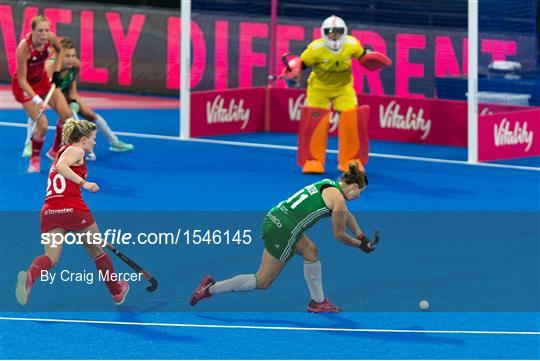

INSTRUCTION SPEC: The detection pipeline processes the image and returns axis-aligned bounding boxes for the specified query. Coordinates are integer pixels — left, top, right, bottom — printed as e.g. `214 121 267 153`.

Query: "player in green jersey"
22 37 133 160
190 163 379 313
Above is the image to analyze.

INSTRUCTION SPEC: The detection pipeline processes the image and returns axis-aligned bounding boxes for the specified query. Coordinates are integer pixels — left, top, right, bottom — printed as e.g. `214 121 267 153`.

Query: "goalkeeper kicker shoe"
307 298 342 313
189 275 215 306
302 160 324 174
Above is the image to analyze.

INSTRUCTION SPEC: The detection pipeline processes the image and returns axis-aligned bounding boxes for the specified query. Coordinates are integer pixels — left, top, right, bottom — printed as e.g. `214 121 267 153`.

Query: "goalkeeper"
22 37 133 161
284 15 391 173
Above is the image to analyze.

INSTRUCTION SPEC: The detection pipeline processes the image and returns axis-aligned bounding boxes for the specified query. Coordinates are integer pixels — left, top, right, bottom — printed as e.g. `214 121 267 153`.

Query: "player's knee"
59 114 71 123
255 275 273 290
87 114 97 122
35 119 48 135
302 243 318 262
87 245 104 259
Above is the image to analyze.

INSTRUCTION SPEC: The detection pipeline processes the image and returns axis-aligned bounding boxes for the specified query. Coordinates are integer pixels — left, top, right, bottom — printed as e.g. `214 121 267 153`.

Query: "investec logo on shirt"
494 118 534 151
288 93 340 132
379 101 432 140
206 95 250 130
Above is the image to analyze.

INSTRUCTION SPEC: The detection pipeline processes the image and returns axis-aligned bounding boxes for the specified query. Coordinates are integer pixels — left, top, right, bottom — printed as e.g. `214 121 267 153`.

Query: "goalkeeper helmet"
321 15 347 52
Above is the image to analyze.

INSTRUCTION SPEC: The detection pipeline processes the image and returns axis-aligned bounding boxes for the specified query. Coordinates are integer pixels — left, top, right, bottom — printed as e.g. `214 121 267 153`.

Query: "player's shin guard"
93 252 122 295
25 118 34 144
304 259 324 303
27 255 53 284
209 274 257 294
297 107 330 173
31 134 45 157
337 106 369 172
95 114 119 145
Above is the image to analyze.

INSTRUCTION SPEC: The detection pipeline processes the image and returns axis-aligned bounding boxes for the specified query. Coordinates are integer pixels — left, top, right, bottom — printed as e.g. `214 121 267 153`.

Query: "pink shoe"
46 148 57 161
307 298 343 313
112 281 129 305
189 275 215 306
28 155 40 173
15 271 33 305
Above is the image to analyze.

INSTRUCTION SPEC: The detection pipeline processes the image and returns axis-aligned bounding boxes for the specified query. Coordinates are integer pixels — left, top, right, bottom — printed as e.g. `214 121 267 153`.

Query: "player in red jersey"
15 118 129 306
12 15 71 173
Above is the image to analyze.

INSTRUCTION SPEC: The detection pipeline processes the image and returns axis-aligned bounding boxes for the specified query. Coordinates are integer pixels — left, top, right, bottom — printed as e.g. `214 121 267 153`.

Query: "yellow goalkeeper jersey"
301 35 364 90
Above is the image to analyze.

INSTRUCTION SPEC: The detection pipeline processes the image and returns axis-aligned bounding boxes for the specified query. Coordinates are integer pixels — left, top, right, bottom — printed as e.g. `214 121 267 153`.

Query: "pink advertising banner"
1 1 536 95
478 108 540 162
268 88 526 146
190 87 265 137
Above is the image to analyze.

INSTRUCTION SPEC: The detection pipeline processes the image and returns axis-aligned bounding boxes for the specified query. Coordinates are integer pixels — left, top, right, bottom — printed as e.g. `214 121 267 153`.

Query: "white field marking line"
0 316 539 335
1 121 539 172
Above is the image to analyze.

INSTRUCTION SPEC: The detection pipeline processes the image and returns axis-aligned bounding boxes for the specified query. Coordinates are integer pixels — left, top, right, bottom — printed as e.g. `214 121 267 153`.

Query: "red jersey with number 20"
41 145 94 233
44 145 88 208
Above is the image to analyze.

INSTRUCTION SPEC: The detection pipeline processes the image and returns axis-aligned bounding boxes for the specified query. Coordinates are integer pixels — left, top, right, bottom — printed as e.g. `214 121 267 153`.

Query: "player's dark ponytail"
341 162 368 189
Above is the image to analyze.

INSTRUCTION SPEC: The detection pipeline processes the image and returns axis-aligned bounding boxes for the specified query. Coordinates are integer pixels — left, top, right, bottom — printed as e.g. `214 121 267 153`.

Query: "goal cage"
180 0 539 164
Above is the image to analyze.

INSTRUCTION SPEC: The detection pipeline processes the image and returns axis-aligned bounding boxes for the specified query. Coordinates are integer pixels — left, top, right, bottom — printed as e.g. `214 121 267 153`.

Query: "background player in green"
190 163 379 312
22 37 133 161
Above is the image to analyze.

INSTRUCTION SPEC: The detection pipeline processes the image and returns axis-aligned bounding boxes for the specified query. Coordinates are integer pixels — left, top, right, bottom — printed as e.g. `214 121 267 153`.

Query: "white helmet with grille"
320 15 347 52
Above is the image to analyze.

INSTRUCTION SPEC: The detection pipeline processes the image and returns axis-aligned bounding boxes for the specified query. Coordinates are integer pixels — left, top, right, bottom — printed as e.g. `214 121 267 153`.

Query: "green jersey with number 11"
269 179 344 229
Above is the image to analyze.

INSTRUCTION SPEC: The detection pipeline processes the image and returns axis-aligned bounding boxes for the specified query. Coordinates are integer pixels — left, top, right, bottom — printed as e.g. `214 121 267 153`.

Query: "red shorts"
40 205 95 233
12 72 52 103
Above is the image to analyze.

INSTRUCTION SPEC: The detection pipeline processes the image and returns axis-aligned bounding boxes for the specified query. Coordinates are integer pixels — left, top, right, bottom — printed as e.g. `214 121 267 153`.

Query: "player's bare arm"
55 147 99 192
322 187 363 247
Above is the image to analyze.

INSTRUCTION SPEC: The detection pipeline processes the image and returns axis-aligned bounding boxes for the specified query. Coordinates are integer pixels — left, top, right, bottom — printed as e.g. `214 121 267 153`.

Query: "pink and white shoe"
307 298 343 313
15 271 33 306
112 281 129 305
28 155 40 173
45 148 57 161
189 275 215 306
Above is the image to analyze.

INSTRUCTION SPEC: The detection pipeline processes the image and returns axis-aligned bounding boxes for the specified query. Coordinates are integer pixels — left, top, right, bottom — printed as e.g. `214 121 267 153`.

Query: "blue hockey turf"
1 107 539 359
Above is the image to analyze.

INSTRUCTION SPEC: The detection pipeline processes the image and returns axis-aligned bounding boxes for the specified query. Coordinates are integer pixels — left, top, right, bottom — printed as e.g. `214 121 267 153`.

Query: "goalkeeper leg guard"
297 107 330 174
337 106 369 172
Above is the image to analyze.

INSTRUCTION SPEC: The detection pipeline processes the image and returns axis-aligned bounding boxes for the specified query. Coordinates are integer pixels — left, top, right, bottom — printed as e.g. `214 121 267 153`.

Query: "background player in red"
15 118 129 306
23 37 134 161
12 15 72 173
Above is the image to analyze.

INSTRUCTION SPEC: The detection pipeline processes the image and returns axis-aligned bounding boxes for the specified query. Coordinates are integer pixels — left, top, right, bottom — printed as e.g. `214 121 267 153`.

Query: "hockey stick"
104 242 158 292
369 229 380 247
35 83 56 122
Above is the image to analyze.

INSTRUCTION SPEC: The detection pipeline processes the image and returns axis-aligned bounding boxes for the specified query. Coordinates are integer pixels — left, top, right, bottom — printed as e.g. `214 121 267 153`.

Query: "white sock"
304 259 324 303
25 118 34 144
209 274 257 295
95 114 118 145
